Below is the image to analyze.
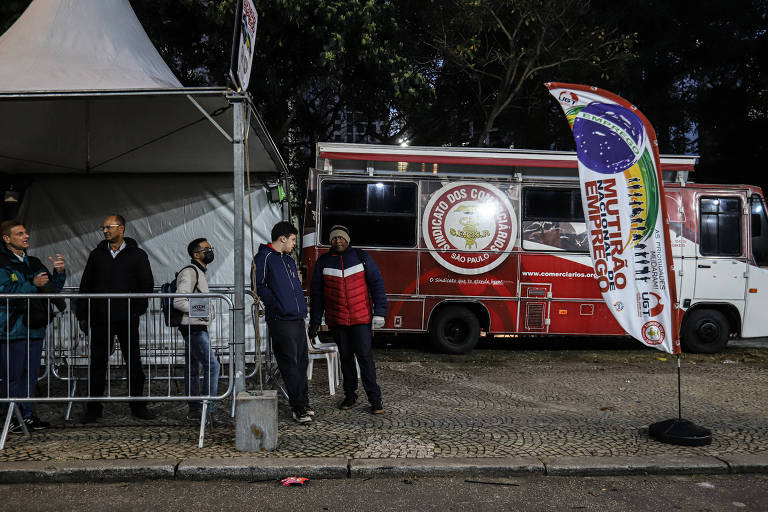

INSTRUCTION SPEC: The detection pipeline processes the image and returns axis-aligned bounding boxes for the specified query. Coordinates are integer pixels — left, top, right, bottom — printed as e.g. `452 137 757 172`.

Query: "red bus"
302 143 768 354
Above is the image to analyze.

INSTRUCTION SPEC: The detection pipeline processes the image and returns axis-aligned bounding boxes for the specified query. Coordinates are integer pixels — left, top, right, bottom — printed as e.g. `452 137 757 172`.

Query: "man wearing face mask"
173 238 219 421
308 225 386 414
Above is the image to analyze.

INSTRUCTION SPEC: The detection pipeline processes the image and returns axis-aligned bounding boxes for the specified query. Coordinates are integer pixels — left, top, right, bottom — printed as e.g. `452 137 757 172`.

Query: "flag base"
649 418 712 446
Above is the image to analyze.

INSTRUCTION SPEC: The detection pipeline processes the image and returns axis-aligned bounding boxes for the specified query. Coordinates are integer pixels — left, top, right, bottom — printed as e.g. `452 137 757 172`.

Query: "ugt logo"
639 291 664 317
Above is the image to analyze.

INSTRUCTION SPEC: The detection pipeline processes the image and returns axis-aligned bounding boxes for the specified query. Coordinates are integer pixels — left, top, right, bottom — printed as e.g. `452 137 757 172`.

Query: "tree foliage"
0 0 766 191
408 0 635 147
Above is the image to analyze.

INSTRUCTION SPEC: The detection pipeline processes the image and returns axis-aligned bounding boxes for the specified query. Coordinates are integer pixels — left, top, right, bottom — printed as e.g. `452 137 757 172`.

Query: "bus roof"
316 142 698 172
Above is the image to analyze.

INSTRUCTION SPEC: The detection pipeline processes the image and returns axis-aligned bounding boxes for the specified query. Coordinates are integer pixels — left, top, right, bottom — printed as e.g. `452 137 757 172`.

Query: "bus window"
522 188 587 252
699 197 742 256
750 194 768 266
320 180 417 247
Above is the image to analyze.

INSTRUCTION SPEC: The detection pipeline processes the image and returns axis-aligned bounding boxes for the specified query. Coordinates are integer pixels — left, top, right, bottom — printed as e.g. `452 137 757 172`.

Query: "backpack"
160 265 198 327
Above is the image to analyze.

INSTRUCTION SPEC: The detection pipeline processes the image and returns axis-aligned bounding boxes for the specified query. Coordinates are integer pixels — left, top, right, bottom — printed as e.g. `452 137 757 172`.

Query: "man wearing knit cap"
309 225 387 414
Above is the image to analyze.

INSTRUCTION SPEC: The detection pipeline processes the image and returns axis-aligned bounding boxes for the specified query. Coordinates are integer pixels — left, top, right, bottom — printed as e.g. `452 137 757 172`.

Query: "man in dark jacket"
77 214 154 422
308 225 386 414
0 220 66 433
252 221 311 424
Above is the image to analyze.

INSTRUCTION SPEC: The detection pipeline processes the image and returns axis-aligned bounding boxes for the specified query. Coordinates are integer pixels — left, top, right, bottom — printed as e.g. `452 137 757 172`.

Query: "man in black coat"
77 214 154 422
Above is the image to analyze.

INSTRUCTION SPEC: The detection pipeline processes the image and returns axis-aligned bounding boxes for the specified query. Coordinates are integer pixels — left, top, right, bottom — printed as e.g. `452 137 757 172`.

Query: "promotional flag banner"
235 0 258 91
546 83 680 354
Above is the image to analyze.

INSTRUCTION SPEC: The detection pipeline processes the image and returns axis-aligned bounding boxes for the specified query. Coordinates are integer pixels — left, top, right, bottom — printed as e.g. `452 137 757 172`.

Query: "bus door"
693 195 747 303
742 194 768 337
665 190 696 302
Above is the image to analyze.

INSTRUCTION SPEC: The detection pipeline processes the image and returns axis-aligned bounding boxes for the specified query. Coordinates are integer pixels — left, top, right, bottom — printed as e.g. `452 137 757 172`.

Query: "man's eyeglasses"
195 247 214 253
100 224 123 231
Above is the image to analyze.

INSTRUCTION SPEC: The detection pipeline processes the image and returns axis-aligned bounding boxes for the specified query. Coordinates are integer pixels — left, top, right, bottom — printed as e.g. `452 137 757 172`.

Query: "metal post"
232 96 247 396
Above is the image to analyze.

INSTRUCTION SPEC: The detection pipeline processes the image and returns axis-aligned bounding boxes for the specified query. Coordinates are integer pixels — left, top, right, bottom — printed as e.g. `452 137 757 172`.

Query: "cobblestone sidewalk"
1 345 766 462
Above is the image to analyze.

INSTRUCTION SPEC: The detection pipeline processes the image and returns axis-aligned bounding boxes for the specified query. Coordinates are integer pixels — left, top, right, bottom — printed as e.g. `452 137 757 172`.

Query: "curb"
1 455 767 484
176 457 348 481
349 457 544 478
0 459 175 484
541 455 729 476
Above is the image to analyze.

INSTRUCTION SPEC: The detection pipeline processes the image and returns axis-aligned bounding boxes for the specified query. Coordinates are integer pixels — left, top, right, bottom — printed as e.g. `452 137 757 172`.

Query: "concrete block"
349 457 544 478
235 390 278 452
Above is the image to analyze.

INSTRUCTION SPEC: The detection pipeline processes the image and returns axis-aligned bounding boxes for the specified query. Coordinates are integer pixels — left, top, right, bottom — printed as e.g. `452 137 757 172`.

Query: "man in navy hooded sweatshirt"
253 221 311 423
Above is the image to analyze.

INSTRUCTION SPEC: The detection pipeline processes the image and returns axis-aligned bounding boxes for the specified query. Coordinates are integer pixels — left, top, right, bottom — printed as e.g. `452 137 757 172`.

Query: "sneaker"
8 419 24 434
131 407 156 420
338 393 357 410
304 405 316 417
186 410 201 421
292 409 312 424
26 415 50 430
370 400 384 414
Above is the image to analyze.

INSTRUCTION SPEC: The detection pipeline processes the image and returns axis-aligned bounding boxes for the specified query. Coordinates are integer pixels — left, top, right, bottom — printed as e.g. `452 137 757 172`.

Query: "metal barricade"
0 292 235 449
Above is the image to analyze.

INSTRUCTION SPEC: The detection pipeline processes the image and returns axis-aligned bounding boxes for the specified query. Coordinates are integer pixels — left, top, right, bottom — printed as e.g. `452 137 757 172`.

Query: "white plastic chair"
306 334 340 395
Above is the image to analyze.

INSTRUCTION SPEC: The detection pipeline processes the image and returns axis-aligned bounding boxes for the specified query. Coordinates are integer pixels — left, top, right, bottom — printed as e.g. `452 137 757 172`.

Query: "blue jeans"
180 328 220 412
0 338 44 418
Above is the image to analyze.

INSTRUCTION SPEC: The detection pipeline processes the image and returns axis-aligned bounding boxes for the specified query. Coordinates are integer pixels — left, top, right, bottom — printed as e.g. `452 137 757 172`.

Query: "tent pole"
232 95 247 396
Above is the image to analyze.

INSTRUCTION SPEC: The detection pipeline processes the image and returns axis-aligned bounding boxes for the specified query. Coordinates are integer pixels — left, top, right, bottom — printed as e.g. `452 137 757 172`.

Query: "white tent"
0 0 287 284
0 0 182 91
0 0 287 392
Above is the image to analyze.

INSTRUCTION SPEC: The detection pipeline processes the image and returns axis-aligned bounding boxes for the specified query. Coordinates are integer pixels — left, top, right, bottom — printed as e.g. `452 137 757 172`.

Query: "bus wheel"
430 306 480 354
681 309 729 354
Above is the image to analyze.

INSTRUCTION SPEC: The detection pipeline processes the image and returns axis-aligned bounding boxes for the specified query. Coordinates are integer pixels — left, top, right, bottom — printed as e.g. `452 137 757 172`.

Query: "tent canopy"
0 0 286 176
0 88 284 174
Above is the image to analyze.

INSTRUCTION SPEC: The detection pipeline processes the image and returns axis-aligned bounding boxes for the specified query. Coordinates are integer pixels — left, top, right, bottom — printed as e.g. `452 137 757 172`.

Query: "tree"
0 1 28 34
406 0 635 147
601 0 768 191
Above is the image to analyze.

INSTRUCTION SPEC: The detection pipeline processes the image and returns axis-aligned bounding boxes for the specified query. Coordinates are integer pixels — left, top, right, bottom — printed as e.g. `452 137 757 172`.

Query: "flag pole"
645 115 711 446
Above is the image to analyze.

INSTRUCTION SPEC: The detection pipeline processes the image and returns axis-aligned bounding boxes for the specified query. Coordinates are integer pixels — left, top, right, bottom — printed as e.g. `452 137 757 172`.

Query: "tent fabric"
17 174 282 285
0 0 182 92
0 90 282 174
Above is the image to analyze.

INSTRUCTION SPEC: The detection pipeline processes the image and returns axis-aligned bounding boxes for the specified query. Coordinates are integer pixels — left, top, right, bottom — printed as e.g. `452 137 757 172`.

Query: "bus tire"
430 306 480 354
681 309 729 354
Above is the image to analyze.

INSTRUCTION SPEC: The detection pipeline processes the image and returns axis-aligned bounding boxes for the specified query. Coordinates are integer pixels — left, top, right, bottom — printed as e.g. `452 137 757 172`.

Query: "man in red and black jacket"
309 225 386 414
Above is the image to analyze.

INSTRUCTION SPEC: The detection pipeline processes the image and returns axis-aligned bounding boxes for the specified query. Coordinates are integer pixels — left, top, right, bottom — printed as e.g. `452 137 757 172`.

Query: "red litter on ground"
281 476 309 486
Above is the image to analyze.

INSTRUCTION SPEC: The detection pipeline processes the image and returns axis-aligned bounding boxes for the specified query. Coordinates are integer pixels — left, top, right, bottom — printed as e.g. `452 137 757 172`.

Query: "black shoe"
338 393 357 410
27 415 50 430
8 419 24 434
292 409 312 424
80 408 102 424
131 407 156 420
370 400 384 415
304 404 316 417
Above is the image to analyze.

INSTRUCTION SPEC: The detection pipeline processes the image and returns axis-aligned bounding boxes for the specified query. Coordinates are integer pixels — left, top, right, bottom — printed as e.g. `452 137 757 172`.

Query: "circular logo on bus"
641 320 665 346
422 182 517 275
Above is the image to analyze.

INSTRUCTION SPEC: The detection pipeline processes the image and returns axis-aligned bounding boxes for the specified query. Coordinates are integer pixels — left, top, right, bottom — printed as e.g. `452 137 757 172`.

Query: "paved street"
1 336 766 464
2 474 767 512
